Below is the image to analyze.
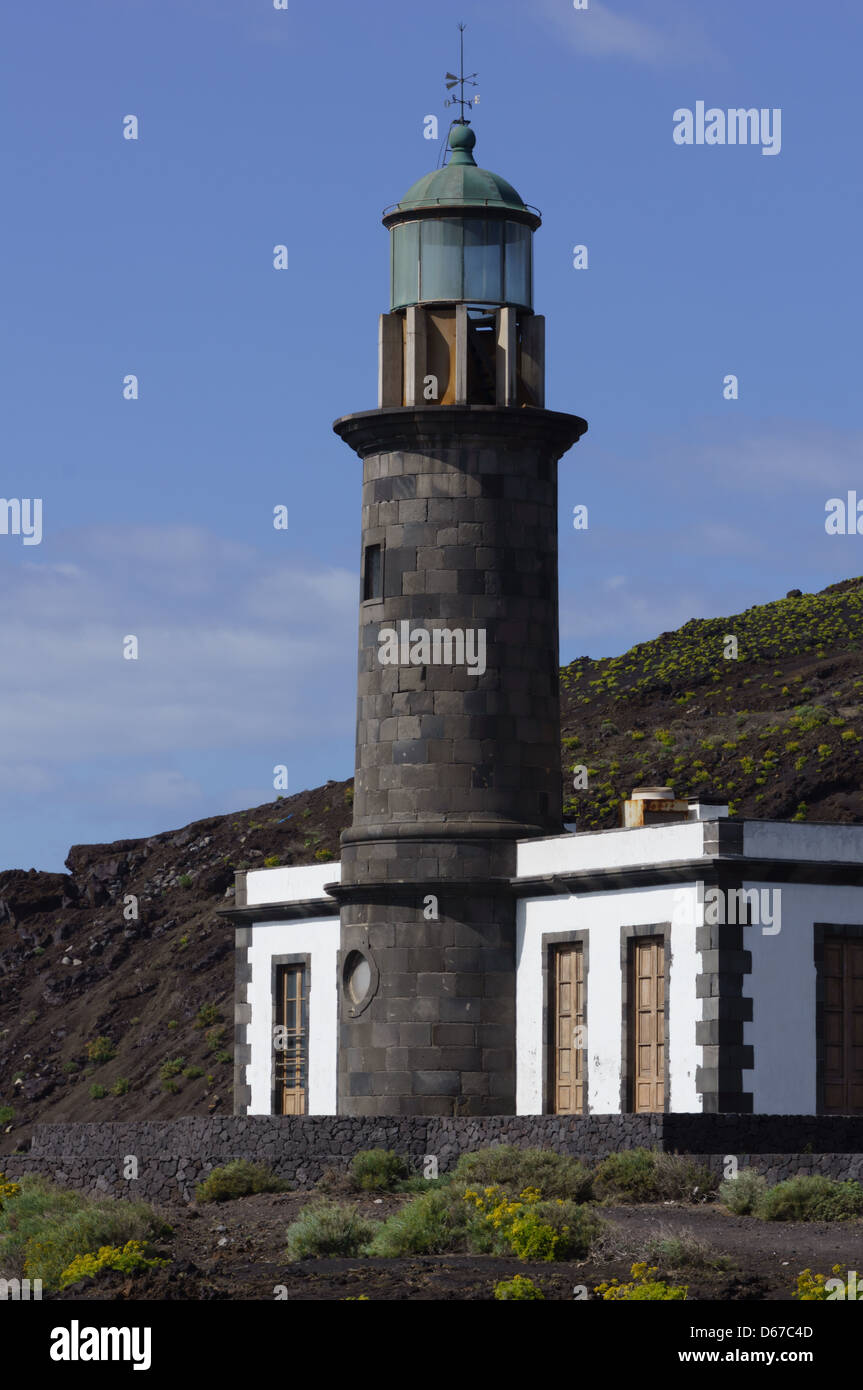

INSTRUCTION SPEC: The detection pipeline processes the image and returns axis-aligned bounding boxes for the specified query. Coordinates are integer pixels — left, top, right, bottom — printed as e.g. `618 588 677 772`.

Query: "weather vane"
444 22 477 123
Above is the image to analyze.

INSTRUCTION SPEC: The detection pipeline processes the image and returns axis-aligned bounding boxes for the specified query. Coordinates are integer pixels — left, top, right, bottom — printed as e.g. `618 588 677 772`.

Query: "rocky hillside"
0 781 351 1156
3 577 863 1153
561 577 863 828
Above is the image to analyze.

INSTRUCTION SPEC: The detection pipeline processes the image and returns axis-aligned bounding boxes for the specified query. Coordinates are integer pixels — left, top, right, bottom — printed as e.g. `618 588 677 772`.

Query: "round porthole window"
344 951 372 1006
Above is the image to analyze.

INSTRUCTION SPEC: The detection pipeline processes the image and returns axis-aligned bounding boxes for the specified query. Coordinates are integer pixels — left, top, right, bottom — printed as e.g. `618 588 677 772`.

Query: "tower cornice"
333 404 587 459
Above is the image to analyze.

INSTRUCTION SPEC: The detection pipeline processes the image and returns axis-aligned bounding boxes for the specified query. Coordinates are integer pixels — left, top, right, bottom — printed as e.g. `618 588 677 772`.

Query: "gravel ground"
46 1190 863 1301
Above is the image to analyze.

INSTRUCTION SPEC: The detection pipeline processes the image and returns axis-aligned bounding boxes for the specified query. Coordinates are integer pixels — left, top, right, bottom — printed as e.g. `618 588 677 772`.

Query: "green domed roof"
390 122 536 219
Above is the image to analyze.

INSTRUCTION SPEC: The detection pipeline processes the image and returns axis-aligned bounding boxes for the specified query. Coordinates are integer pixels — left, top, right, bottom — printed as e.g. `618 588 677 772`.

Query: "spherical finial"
448 122 477 165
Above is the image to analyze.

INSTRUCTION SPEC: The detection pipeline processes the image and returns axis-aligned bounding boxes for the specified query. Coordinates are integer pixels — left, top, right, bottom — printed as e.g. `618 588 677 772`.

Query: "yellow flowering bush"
464 1185 600 1261
495 1274 545 1300
0 1173 21 1211
595 1262 688 1301
793 1265 862 1301
59 1240 168 1290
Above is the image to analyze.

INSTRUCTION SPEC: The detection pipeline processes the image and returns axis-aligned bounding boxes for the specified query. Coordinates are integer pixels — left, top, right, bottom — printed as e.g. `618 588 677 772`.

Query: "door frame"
270 953 312 1116
620 923 672 1114
814 923 863 1115
541 930 589 1115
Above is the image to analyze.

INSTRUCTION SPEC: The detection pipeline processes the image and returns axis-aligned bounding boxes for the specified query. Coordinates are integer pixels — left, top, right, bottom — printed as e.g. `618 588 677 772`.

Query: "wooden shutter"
632 937 665 1113
824 938 863 1114
552 944 584 1114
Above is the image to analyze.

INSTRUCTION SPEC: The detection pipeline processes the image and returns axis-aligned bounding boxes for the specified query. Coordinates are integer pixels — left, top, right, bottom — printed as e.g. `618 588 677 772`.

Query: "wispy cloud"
534 0 719 67
0 525 356 817
559 422 863 658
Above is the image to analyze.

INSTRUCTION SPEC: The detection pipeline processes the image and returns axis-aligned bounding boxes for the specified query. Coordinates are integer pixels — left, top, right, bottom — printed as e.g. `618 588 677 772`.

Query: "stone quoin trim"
540 928 590 1115
813 922 863 1115
233 869 248 907
233 925 252 1117
695 855 754 1114
619 922 672 1114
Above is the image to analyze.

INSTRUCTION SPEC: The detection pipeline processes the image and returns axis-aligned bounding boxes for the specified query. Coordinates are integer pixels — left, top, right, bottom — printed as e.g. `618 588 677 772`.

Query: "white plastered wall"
516 883 702 1115
743 880 863 1113
246 917 340 1115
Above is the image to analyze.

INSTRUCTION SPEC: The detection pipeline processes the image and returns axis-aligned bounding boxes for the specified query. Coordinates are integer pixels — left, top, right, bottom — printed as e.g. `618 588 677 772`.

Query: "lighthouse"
226 71 863 1133
330 105 588 1115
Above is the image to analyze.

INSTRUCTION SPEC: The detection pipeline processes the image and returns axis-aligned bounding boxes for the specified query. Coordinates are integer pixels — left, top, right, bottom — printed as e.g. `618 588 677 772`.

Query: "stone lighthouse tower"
331 113 587 1116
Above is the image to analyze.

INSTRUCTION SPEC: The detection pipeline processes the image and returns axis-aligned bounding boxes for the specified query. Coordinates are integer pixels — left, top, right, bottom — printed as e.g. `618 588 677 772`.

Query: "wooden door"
552 944 584 1114
632 937 665 1112
275 964 308 1115
823 938 863 1113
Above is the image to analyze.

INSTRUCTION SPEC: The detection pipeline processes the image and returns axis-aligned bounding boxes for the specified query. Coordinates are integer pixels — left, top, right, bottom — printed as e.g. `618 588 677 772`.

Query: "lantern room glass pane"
391 222 419 309
464 220 503 302
419 220 463 302
504 221 531 307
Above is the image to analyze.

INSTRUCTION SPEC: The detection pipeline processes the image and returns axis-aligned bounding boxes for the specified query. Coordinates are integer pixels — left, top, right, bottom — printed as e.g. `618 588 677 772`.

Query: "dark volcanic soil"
47 1192 863 1301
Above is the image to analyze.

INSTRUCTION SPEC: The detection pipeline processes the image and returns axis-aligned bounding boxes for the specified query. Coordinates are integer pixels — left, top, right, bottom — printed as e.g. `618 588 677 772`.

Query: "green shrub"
182 1066 204 1080
652 1152 718 1202
719 1168 767 1216
0 1175 81 1273
195 1160 289 1203
178 874 192 889
89 1084 107 1100
61 1061 79 1075
0 1177 169 1291
85 1036 116 1064
159 1057 185 1082
0 1106 14 1125
263 855 280 868
594 1149 658 1203
393 1172 454 1193
644 1229 731 1272
495 1274 544 1300
365 1184 488 1257
204 1026 226 1052
111 1077 130 1097
350 1149 408 1191
285 1201 379 1260
453 1146 594 1202
757 1176 863 1222
195 1003 220 1028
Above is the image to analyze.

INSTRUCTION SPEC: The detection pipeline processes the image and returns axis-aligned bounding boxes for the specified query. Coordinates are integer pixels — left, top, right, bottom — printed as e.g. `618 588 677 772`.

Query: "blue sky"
1 0 861 870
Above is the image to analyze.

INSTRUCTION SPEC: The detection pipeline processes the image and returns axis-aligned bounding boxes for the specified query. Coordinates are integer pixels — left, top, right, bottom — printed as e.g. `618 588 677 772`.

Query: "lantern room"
377 121 546 409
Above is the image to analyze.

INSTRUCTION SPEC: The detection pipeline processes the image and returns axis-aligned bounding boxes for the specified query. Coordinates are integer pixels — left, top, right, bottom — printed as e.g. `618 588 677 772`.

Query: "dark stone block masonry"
4 1115 862 1201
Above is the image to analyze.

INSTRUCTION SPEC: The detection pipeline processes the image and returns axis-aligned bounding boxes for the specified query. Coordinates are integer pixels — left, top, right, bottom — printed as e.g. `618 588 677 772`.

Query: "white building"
225 791 863 1119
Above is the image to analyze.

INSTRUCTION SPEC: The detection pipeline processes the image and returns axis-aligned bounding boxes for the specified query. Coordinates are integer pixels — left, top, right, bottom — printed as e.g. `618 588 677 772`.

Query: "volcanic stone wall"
333 405 587 1117
337 407 586 844
4 1114 862 1201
